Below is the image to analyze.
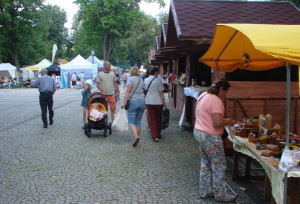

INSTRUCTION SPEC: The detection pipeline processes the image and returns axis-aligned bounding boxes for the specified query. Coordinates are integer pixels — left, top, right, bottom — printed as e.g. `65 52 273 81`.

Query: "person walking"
121 66 145 147
71 72 77 89
96 61 120 122
122 69 130 89
144 66 167 142
194 78 236 202
31 69 56 128
79 72 85 87
81 83 92 128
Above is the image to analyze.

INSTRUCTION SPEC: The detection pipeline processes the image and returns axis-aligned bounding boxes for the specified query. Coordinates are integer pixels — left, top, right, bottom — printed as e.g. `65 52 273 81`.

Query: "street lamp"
91 49 95 64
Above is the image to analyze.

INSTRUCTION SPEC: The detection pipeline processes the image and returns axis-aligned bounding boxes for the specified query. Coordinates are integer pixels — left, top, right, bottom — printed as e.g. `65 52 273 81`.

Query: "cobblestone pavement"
0 88 261 204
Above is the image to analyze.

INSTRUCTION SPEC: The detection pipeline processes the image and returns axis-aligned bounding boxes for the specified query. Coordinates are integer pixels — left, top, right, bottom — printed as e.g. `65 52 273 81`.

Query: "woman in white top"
144 66 167 142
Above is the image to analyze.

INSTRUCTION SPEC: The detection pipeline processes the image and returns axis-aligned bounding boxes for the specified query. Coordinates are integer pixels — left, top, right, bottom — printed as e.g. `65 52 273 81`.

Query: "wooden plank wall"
175 85 185 114
225 81 299 135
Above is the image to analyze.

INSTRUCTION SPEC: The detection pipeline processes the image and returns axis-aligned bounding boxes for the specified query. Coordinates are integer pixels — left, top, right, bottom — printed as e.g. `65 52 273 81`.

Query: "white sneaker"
215 194 236 202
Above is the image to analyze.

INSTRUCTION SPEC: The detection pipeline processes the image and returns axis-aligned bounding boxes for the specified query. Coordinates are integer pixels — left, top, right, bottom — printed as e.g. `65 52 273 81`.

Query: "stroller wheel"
103 127 107 137
108 122 112 135
86 129 91 137
84 123 88 135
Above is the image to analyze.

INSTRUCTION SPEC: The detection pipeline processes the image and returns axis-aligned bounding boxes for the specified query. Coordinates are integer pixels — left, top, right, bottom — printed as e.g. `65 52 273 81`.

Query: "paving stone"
0 88 264 203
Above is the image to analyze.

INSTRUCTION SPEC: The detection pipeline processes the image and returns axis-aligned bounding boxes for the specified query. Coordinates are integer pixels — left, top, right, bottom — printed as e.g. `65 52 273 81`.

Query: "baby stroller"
84 93 112 137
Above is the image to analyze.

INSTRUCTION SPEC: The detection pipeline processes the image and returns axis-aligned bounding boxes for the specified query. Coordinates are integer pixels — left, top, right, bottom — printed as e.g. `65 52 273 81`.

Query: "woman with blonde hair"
121 66 145 147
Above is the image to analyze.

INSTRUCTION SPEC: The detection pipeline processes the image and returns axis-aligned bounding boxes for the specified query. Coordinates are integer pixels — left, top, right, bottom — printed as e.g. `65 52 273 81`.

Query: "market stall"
0 63 17 79
26 59 52 71
60 55 97 88
199 24 300 204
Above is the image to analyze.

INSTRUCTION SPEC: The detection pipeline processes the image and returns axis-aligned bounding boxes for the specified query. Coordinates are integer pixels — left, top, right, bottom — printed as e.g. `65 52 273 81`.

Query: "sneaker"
200 193 214 199
215 194 236 202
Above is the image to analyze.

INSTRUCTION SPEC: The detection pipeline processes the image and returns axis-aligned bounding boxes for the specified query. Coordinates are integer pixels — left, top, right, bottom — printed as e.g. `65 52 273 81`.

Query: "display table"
183 87 207 100
226 128 300 204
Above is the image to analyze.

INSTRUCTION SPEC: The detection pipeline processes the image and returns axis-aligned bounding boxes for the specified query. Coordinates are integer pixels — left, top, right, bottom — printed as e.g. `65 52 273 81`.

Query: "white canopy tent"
60 55 97 88
0 63 17 79
86 55 104 68
26 59 52 71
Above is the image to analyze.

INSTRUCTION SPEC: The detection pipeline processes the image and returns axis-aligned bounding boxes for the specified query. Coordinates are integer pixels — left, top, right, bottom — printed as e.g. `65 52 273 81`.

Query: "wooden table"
226 129 300 204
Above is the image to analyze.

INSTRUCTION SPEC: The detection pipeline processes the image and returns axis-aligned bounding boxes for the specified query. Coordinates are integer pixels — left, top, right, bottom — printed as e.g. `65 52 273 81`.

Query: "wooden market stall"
150 0 300 134
199 23 300 204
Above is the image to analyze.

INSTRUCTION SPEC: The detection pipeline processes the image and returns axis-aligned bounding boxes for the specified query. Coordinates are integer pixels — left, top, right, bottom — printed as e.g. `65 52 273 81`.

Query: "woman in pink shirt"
194 78 236 202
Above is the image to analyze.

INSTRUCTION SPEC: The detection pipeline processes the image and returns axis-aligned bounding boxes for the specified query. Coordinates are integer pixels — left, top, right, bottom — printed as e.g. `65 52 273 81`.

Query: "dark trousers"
39 93 54 126
147 104 163 139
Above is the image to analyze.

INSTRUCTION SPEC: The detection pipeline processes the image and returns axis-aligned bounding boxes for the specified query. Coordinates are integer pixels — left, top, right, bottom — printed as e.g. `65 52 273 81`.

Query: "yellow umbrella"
199 24 300 204
199 24 300 71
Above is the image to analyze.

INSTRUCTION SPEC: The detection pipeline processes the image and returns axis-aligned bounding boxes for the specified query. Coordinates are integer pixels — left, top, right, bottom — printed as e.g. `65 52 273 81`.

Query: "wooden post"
232 150 240 181
185 55 191 86
264 174 271 201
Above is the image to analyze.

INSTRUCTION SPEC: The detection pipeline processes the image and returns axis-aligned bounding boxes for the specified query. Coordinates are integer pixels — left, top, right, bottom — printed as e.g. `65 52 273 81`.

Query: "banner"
52 44 58 63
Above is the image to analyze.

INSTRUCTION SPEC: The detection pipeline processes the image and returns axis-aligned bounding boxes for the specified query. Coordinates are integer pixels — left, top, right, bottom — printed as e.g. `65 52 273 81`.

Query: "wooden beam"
236 99 249 118
295 98 298 134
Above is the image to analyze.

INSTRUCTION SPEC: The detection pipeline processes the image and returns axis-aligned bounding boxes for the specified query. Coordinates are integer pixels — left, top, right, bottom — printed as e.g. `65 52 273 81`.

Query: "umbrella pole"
283 63 291 204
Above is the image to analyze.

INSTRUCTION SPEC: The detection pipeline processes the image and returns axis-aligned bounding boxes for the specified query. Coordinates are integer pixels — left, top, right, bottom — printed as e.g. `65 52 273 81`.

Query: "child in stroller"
84 92 112 137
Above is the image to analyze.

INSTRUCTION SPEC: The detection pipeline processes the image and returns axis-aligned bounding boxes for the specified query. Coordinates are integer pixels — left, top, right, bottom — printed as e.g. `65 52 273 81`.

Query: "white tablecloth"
184 87 207 100
225 127 300 204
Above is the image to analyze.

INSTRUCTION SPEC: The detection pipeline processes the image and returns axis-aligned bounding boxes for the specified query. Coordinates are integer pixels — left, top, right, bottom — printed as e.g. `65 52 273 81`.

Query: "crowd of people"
29 61 236 202
1 77 15 89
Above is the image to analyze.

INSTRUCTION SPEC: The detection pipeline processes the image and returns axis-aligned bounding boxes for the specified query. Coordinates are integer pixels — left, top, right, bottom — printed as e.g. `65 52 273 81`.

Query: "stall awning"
199 24 300 72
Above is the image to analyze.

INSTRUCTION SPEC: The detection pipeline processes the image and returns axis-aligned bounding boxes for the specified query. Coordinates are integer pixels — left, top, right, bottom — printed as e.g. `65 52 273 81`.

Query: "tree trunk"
103 32 117 61
10 43 22 82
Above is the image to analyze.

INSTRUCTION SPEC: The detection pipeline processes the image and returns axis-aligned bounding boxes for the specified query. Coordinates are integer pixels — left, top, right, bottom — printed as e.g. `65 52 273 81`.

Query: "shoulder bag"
144 77 156 97
125 78 141 110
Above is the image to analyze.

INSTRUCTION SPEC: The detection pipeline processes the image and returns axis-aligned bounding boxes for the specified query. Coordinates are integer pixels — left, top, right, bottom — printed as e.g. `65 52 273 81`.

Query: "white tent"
86 55 104 68
60 55 97 88
26 59 52 71
20 68 34 80
0 63 17 79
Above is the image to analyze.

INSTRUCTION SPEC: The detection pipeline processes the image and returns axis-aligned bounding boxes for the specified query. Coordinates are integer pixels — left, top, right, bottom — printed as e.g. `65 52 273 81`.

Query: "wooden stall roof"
153 0 300 63
156 36 161 51
171 0 300 41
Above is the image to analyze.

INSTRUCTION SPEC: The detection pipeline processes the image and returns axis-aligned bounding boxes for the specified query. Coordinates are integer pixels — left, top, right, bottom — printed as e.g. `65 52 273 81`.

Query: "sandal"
133 138 140 147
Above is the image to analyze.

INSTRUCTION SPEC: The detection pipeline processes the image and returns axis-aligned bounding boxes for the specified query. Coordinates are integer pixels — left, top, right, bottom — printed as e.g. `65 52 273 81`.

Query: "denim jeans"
194 129 226 199
126 99 145 127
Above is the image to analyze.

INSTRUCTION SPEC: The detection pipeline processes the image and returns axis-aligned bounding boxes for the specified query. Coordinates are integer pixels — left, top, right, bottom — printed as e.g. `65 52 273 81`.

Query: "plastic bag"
162 108 170 129
112 109 129 132
279 149 300 173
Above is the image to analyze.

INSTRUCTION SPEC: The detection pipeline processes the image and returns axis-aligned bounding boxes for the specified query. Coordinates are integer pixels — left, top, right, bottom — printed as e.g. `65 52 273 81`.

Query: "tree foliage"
273 0 300 7
73 0 166 61
0 0 67 70
115 13 161 67
42 4 68 61
74 0 142 61
0 0 46 69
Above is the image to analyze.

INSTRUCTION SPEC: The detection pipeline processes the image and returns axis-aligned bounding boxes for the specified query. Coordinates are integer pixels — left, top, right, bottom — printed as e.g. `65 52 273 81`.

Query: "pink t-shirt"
194 92 224 135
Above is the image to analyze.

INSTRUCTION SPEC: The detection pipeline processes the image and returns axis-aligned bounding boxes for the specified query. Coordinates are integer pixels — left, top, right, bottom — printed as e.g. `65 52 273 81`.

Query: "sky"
44 0 170 30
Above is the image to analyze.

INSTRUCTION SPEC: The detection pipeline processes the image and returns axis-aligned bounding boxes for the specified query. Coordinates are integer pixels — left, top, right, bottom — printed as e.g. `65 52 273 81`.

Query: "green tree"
42 4 68 62
119 13 161 67
114 12 168 67
73 0 165 61
0 0 47 70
